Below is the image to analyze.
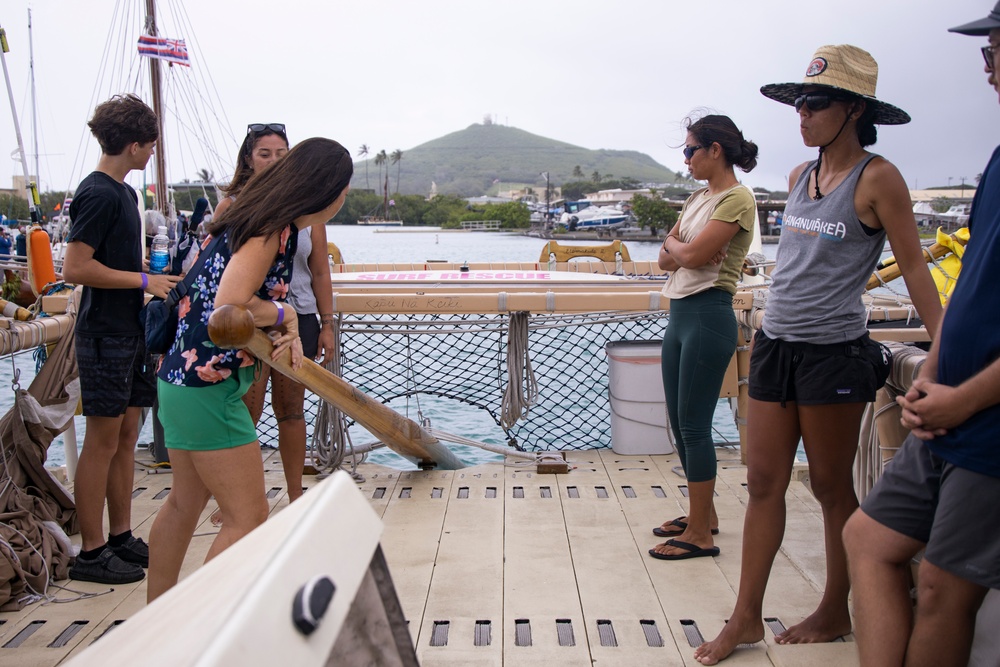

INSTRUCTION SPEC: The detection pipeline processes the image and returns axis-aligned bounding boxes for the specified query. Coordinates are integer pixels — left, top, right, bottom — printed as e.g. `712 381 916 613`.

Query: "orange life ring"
26 225 56 297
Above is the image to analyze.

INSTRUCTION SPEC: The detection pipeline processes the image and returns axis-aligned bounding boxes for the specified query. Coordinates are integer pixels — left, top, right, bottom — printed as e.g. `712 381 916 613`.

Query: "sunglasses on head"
247 123 286 135
793 93 853 112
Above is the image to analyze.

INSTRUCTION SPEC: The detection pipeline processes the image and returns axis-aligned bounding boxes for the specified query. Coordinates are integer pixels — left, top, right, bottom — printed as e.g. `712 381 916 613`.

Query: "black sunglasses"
682 145 704 160
983 45 996 71
793 93 852 112
247 123 286 135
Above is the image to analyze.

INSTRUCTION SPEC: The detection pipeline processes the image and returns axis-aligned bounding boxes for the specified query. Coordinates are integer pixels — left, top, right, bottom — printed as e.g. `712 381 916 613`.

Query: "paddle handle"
208 304 462 469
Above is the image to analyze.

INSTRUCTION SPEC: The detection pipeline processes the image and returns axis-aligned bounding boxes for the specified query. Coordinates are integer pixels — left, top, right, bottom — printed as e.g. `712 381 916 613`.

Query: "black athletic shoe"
111 535 149 568
69 547 145 585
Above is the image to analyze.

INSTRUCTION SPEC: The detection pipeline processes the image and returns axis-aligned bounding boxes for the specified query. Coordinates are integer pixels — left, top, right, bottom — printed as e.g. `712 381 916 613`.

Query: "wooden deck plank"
378 469 454 640
560 451 682 666
416 466 504 666
767 641 859 666
501 467 592 665
354 464 405 518
601 450 771 666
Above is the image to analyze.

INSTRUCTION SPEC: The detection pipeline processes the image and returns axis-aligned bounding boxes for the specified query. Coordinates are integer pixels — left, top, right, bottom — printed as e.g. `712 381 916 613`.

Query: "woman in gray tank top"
695 45 943 666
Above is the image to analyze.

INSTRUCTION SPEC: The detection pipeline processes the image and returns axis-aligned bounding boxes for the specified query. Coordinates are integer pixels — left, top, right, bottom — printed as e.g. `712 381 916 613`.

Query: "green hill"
353 123 687 197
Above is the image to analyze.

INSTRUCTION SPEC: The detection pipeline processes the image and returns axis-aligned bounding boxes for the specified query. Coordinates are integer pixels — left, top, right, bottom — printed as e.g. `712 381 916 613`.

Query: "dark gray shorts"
298 312 320 360
861 434 1000 590
76 334 156 417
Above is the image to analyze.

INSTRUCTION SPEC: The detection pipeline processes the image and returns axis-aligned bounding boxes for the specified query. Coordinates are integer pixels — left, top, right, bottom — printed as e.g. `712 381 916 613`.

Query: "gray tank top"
762 154 885 343
286 227 318 315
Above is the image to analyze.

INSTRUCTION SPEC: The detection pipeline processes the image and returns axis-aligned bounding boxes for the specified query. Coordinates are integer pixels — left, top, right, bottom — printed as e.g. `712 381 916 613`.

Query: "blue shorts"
76 334 156 417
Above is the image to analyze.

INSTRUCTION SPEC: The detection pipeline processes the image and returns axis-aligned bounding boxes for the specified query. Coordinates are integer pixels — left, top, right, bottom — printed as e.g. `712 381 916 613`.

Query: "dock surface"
0 446 859 666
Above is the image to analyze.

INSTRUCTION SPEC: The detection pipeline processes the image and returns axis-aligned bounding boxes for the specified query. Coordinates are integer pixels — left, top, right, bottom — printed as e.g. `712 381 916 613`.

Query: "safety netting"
254 310 668 454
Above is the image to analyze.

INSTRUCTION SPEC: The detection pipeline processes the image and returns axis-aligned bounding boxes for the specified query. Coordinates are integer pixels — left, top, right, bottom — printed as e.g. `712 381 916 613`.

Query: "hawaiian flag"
137 35 190 67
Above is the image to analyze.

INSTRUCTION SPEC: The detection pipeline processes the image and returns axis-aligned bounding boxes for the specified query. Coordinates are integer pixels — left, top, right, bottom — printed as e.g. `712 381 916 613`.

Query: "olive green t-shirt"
661 184 756 298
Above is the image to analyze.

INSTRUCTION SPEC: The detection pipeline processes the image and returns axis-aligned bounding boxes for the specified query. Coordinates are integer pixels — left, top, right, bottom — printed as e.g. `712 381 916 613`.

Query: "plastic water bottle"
150 225 170 274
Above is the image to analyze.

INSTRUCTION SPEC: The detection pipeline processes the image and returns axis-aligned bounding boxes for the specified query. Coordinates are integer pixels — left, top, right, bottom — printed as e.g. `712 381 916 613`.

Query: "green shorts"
157 366 259 451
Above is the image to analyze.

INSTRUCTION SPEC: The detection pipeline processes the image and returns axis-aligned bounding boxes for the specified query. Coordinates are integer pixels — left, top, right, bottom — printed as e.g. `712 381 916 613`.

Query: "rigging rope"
500 311 537 429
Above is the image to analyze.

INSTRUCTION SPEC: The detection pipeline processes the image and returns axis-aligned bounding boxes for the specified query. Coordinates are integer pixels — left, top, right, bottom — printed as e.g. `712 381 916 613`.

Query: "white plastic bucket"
605 340 674 455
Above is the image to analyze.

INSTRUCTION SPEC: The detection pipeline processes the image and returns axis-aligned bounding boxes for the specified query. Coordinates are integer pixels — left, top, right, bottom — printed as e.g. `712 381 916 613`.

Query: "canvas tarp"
0 324 79 610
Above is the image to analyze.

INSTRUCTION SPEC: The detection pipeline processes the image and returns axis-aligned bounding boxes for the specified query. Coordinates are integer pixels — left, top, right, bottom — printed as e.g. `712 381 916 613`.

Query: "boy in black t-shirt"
63 95 180 585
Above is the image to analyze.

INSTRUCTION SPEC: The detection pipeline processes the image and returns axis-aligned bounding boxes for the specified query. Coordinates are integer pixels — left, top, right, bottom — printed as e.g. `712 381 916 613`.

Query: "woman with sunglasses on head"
649 114 758 562
147 137 352 602
215 124 337 510
694 46 942 665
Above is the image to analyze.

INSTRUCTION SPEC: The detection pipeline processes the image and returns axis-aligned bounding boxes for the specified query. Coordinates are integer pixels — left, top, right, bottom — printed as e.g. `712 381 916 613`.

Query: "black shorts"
861 434 1000 590
299 312 320 359
76 334 156 416
748 329 890 406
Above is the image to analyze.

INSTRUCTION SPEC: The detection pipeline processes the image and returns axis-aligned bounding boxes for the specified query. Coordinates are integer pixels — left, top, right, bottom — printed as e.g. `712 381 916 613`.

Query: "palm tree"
374 150 388 214
195 168 214 183
572 165 584 179
375 150 387 191
358 144 370 191
591 170 601 183
390 149 403 193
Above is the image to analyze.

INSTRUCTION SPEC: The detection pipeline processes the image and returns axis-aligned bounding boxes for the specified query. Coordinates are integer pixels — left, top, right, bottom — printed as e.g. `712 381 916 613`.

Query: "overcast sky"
1 0 997 199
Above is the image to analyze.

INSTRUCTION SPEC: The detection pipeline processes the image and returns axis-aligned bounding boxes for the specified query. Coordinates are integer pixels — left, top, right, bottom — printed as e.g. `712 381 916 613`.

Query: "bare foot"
775 606 852 644
693 616 765 665
210 509 223 527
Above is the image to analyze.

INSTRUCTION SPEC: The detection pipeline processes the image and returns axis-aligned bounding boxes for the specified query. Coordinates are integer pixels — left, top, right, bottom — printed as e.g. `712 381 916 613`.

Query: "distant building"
465 195 510 206
909 188 976 203
584 188 657 206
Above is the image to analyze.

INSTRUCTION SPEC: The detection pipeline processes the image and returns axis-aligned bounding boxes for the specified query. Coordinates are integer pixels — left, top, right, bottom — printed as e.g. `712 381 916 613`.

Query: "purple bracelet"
275 302 284 326
140 273 148 290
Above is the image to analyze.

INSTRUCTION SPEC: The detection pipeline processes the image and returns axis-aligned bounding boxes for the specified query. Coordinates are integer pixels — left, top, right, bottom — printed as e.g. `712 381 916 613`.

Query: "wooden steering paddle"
208 304 464 470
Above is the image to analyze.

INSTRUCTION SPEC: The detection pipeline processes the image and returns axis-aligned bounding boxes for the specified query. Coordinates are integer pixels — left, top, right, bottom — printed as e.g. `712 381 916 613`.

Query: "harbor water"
6 226 788 469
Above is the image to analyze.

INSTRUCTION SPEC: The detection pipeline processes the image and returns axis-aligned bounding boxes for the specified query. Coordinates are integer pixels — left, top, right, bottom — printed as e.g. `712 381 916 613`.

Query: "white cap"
157 225 167 235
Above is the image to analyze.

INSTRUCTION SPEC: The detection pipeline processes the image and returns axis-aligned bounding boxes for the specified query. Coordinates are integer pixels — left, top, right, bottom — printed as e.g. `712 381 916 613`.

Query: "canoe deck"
0 445 859 666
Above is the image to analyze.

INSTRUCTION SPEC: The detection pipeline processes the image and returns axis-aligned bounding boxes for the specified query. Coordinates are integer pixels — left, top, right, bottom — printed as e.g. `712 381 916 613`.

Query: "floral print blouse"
157 225 298 388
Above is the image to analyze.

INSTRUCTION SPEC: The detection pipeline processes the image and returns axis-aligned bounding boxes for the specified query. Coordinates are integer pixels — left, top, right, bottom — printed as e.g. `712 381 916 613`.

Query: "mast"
144 0 169 218
0 22 41 224
28 9 39 193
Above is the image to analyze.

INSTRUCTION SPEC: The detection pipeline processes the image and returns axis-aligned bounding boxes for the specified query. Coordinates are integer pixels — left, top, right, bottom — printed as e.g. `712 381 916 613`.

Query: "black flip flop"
652 518 719 538
648 538 721 561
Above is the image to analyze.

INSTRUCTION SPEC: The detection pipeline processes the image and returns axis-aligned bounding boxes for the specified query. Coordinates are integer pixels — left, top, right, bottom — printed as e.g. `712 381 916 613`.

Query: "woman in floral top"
147 138 353 602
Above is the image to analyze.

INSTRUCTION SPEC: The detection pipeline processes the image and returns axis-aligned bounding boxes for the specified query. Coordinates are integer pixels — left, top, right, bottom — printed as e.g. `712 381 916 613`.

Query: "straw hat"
760 44 911 125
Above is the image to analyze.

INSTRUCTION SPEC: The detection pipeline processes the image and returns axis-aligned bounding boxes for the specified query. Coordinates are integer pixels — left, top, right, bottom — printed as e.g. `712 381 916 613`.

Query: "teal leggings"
661 288 736 483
